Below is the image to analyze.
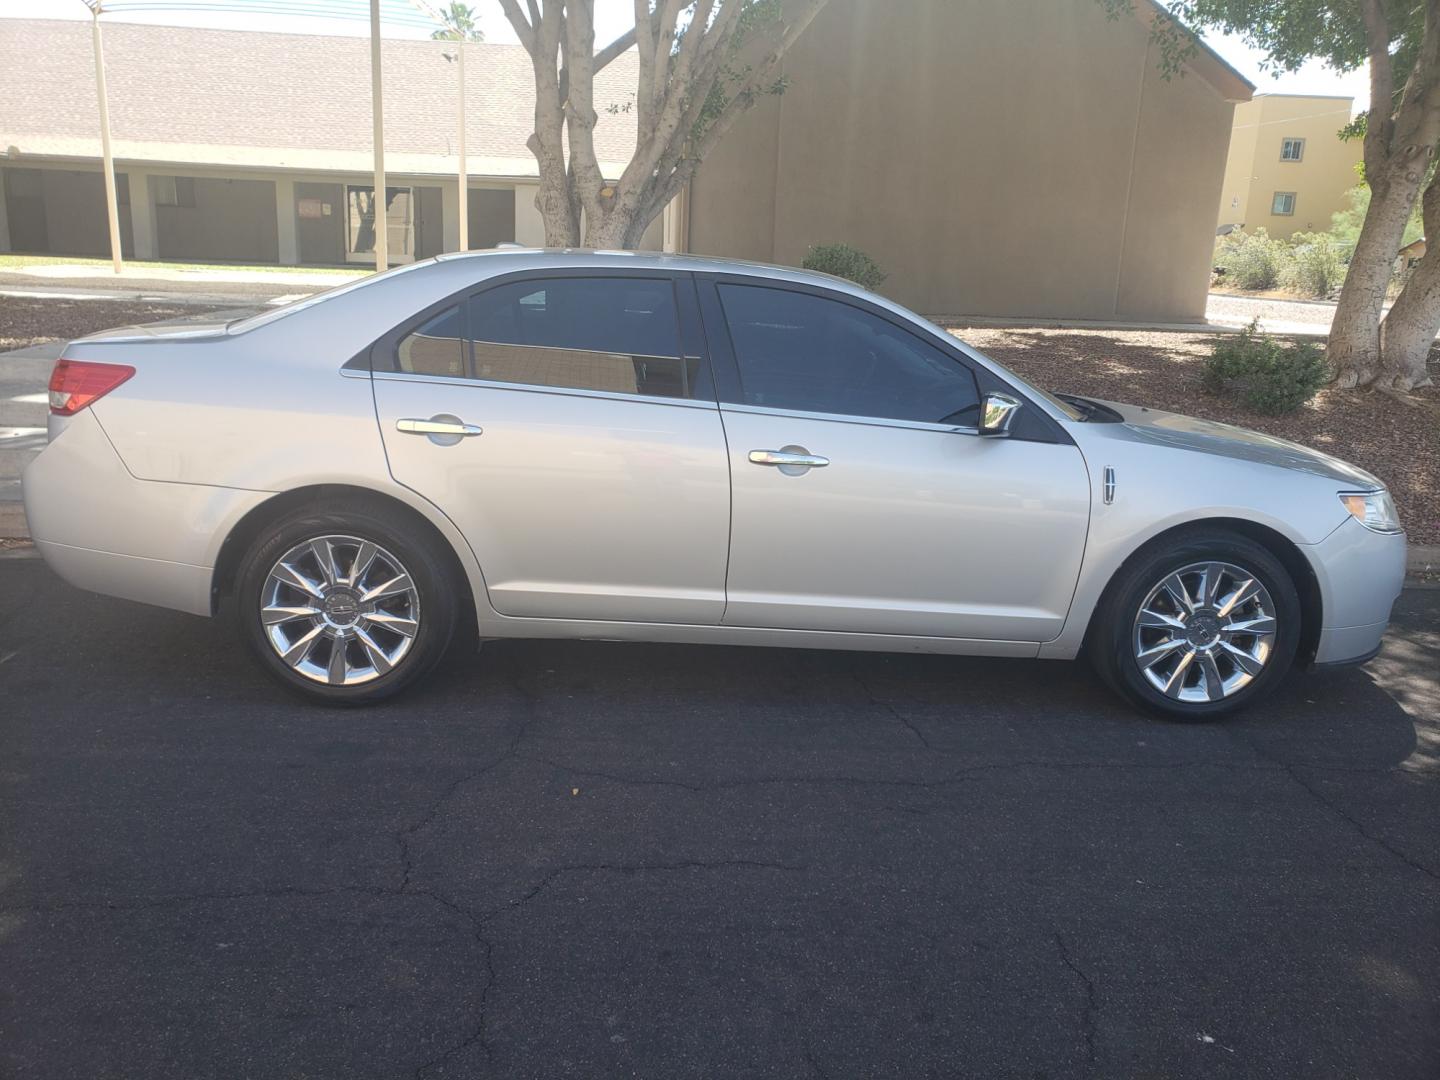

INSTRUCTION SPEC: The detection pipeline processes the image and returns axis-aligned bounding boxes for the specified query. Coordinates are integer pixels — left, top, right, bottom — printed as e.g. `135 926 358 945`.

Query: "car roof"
432 247 870 299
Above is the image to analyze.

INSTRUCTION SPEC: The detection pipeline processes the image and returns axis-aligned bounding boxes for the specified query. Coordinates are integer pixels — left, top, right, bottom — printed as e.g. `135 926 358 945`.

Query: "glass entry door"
345 185 413 264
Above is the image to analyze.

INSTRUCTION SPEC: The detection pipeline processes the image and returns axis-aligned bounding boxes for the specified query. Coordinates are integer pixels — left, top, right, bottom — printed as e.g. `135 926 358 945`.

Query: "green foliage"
1330 182 1426 258
687 0 791 144
1097 1 1422 87
802 243 887 291
1204 320 1328 414
1213 228 1288 291
1280 231 1348 297
429 1 482 42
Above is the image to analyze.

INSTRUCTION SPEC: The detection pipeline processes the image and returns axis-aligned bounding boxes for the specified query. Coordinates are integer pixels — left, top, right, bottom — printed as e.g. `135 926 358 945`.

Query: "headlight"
1339 490 1402 533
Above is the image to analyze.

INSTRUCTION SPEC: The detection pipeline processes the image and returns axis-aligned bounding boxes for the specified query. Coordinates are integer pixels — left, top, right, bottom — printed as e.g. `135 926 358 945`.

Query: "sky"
1 0 1371 110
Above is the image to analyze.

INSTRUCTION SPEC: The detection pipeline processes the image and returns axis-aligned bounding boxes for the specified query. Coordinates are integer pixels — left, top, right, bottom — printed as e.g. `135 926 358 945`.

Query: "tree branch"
497 0 536 53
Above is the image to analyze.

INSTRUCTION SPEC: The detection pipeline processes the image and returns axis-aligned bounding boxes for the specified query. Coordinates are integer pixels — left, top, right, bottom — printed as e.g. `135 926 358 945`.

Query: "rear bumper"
22 409 267 616
32 540 215 616
1304 517 1407 666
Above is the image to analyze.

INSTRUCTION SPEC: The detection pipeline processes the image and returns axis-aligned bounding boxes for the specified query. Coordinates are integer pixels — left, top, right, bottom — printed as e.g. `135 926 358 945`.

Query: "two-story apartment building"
1217 93 1361 238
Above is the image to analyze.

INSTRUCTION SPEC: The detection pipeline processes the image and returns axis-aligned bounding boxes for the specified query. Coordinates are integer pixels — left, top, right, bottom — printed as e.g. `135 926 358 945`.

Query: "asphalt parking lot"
1 558 1437 1079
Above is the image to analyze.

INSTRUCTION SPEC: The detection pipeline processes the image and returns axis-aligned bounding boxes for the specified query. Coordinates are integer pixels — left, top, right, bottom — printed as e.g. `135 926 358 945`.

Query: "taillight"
48 359 136 416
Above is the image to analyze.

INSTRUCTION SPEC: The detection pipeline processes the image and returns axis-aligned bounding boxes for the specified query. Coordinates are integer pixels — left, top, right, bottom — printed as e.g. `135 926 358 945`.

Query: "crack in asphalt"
405 886 497 1078
1233 733 1440 882
1054 932 1099 1065
396 668 545 1075
395 670 544 895
851 672 932 749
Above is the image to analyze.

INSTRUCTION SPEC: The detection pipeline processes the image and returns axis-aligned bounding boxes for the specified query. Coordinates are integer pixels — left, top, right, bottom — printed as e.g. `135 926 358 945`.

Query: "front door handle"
397 417 483 437
749 448 829 469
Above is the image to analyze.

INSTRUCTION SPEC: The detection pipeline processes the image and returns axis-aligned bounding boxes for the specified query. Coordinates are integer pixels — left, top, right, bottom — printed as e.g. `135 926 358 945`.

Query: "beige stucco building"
685 0 1252 321
1217 93 1361 238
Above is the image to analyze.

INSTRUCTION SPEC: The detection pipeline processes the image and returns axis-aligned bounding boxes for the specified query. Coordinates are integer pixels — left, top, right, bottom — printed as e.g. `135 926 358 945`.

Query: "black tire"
1087 529 1301 721
234 498 460 705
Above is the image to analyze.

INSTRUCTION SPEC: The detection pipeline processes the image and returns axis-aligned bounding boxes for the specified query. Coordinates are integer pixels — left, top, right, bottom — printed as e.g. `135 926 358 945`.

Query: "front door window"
716 283 980 426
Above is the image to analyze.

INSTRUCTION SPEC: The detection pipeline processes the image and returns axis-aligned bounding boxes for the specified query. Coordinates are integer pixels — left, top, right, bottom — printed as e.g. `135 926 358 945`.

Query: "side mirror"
979 393 1021 436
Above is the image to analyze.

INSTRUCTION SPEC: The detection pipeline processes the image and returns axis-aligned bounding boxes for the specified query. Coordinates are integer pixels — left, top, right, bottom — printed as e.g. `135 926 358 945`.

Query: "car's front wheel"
1089 530 1301 720
235 500 459 704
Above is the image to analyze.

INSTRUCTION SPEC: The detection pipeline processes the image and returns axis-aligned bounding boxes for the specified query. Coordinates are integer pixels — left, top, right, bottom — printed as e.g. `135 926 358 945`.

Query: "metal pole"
91 10 123 274
370 0 388 272
456 44 468 252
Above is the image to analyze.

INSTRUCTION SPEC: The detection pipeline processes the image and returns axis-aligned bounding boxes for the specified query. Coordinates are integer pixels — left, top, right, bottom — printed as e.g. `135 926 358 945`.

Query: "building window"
1280 137 1305 161
154 176 196 208
1271 191 1297 216
345 185 412 260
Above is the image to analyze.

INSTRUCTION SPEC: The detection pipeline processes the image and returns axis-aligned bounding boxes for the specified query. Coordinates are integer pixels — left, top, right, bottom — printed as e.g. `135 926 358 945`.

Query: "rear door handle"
748 449 829 468
397 417 483 437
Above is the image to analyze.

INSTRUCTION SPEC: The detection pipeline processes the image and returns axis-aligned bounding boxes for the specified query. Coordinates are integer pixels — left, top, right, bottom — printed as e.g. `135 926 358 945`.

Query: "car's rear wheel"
235 501 459 704
1089 530 1301 720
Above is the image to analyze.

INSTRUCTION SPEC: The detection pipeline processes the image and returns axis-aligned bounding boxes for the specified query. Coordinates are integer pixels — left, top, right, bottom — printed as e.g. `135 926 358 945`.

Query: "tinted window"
465 277 694 398
718 284 980 425
397 305 465 377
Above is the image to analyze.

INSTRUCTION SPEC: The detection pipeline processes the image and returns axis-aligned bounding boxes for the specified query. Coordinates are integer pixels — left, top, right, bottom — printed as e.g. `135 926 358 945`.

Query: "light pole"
443 46 468 251
84 1 123 274
370 0 388 272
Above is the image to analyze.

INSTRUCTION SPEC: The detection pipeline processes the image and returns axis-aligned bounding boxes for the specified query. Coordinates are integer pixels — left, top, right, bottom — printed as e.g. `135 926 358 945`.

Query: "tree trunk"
1376 171 1440 389
1329 163 1427 387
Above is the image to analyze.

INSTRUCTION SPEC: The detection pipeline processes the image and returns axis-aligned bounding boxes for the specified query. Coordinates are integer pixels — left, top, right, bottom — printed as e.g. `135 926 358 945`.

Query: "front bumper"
22 409 268 616
1303 516 1407 665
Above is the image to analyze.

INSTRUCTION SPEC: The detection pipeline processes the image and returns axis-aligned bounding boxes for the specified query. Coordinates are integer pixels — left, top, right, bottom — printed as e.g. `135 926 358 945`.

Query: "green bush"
1203 320 1329 414
1280 231 1347 297
802 243 887 291
1213 228 1289 290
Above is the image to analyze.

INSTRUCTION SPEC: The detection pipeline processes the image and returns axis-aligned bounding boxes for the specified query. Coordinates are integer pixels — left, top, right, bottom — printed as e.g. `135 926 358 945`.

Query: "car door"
698 276 1090 642
372 270 731 625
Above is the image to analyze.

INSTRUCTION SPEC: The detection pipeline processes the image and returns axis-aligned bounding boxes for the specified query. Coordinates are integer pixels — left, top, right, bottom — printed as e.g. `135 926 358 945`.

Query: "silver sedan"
23 251 1407 718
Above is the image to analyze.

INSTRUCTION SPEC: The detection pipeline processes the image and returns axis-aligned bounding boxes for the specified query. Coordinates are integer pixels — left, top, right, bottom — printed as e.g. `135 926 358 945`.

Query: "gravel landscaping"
0 297 213 352
952 325 1440 545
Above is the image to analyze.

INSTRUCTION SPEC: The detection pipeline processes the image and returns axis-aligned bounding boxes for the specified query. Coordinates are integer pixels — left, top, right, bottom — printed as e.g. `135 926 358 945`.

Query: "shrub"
1213 228 1288 291
1203 320 1329 415
802 243 887 291
1280 231 1347 297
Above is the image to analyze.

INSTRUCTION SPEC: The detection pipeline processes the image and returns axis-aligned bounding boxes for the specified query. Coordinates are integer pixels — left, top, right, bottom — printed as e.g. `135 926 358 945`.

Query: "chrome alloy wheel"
260 534 421 686
1131 561 1277 704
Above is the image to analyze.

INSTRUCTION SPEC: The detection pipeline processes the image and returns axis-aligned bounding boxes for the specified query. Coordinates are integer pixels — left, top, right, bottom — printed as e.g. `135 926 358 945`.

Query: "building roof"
0 17 641 178
1137 0 1255 103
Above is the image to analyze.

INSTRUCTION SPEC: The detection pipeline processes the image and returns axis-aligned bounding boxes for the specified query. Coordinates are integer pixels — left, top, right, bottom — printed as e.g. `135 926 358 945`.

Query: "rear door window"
467 277 696 398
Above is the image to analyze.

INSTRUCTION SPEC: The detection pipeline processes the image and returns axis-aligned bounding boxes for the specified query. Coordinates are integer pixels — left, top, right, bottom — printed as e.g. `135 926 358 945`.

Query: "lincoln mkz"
24 251 1406 718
